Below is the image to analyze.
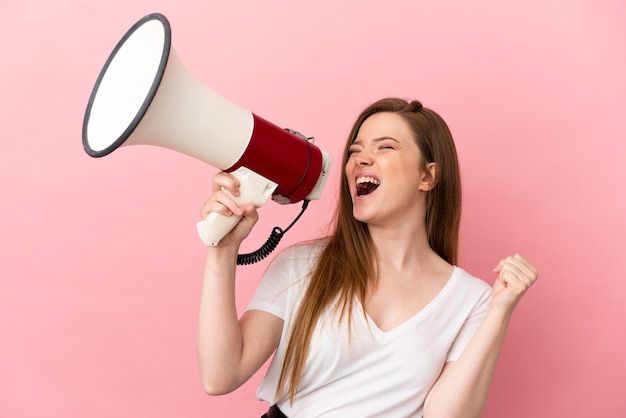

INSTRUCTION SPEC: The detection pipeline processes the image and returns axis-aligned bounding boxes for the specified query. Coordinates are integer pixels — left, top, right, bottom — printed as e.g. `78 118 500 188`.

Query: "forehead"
354 112 414 143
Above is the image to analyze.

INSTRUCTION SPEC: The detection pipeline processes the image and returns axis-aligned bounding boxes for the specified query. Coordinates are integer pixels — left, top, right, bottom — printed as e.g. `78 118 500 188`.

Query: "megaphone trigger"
196 167 277 246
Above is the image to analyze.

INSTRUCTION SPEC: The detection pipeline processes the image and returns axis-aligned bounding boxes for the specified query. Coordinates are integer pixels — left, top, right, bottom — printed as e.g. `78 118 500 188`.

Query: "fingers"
199 173 260 245
493 254 537 276
493 253 539 293
211 171 241 195
200 172 243 220
200 194 241 220
488 254 539 315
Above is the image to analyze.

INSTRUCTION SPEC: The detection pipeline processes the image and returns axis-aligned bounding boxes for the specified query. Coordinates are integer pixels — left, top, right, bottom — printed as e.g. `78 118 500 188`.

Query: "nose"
354 150 373 166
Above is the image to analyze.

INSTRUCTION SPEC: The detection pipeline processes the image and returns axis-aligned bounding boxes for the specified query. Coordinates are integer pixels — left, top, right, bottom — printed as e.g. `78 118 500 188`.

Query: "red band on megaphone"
226 114 323 204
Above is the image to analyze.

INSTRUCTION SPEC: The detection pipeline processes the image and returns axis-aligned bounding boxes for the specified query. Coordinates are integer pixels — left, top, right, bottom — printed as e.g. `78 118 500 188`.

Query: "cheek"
388 163 422 192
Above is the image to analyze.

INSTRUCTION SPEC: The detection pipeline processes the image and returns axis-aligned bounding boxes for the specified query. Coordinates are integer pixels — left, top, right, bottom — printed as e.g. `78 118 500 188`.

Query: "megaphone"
82 13 333 254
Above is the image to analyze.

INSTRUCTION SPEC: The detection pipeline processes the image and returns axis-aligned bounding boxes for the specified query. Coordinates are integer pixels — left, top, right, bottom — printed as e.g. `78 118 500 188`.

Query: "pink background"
2 0 625 417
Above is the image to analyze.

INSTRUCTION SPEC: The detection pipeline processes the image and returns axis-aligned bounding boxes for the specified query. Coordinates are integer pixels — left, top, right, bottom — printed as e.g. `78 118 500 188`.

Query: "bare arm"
423 254 538 418
196 173 283 395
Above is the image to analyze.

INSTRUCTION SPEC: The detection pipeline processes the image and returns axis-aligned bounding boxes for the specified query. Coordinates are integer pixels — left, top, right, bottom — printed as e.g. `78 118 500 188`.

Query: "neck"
368 221 437 272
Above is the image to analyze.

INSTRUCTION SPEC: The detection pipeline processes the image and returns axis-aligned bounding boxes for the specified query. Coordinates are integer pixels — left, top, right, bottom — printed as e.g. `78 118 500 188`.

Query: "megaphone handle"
196 167 278 246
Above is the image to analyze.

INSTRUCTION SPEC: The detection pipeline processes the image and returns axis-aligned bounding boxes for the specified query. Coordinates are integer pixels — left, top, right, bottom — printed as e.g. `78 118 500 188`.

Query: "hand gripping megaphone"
82 13 333 261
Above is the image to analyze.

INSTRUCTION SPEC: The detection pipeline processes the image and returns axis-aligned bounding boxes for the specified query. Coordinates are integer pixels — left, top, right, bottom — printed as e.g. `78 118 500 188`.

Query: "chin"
352 208 374 224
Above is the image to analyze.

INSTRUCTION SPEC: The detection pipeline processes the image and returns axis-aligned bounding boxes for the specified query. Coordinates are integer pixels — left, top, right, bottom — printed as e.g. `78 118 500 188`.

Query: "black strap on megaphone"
236 199 310 265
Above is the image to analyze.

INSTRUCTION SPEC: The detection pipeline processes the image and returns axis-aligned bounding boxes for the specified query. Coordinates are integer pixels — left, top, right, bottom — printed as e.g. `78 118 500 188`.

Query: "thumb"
493 259 505 275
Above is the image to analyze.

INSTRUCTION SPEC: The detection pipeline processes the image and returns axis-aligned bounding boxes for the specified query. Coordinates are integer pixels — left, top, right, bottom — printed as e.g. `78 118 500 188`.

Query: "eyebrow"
351 136 400 145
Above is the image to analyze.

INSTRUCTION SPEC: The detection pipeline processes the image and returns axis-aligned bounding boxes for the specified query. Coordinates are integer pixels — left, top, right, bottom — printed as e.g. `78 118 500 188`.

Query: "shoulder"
450 267 493 299
248 240 328 318
270 238 328 267
260 238 329 286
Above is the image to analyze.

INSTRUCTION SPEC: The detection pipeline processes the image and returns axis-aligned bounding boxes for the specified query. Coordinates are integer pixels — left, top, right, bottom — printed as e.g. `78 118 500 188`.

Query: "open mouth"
356 176 380 196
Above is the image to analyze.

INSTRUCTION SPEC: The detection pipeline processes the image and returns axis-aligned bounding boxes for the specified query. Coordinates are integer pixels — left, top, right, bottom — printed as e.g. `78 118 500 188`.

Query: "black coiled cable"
236 200 310 265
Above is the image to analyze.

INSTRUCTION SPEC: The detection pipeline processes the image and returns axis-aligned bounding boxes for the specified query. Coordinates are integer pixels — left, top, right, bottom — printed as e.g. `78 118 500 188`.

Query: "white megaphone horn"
82 13 333 257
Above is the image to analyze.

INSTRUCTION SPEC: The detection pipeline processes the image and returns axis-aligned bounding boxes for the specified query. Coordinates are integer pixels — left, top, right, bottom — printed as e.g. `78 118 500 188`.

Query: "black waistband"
262 404 287 418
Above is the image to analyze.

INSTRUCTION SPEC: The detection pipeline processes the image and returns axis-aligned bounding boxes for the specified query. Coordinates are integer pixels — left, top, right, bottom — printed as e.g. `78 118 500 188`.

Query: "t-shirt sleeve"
245 243 316 320
446 281 492 362
245 254 292 320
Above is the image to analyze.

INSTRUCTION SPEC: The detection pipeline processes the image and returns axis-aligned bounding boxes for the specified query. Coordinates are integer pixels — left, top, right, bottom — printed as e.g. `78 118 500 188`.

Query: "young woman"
197 98 538 418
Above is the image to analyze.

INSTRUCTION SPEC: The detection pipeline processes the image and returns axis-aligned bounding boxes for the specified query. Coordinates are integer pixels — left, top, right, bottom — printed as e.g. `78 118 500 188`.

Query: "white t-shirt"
246 241 492 418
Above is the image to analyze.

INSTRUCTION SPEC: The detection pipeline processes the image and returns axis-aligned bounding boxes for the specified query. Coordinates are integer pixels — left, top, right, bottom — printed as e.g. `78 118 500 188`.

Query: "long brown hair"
276 98 462 402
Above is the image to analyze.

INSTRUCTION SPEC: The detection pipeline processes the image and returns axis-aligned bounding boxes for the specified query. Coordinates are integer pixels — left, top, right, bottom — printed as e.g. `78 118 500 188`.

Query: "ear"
418 162 438 192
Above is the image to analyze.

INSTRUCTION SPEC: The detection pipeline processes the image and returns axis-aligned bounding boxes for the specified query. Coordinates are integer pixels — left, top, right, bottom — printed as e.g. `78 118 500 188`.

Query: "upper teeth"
356 176 380 185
